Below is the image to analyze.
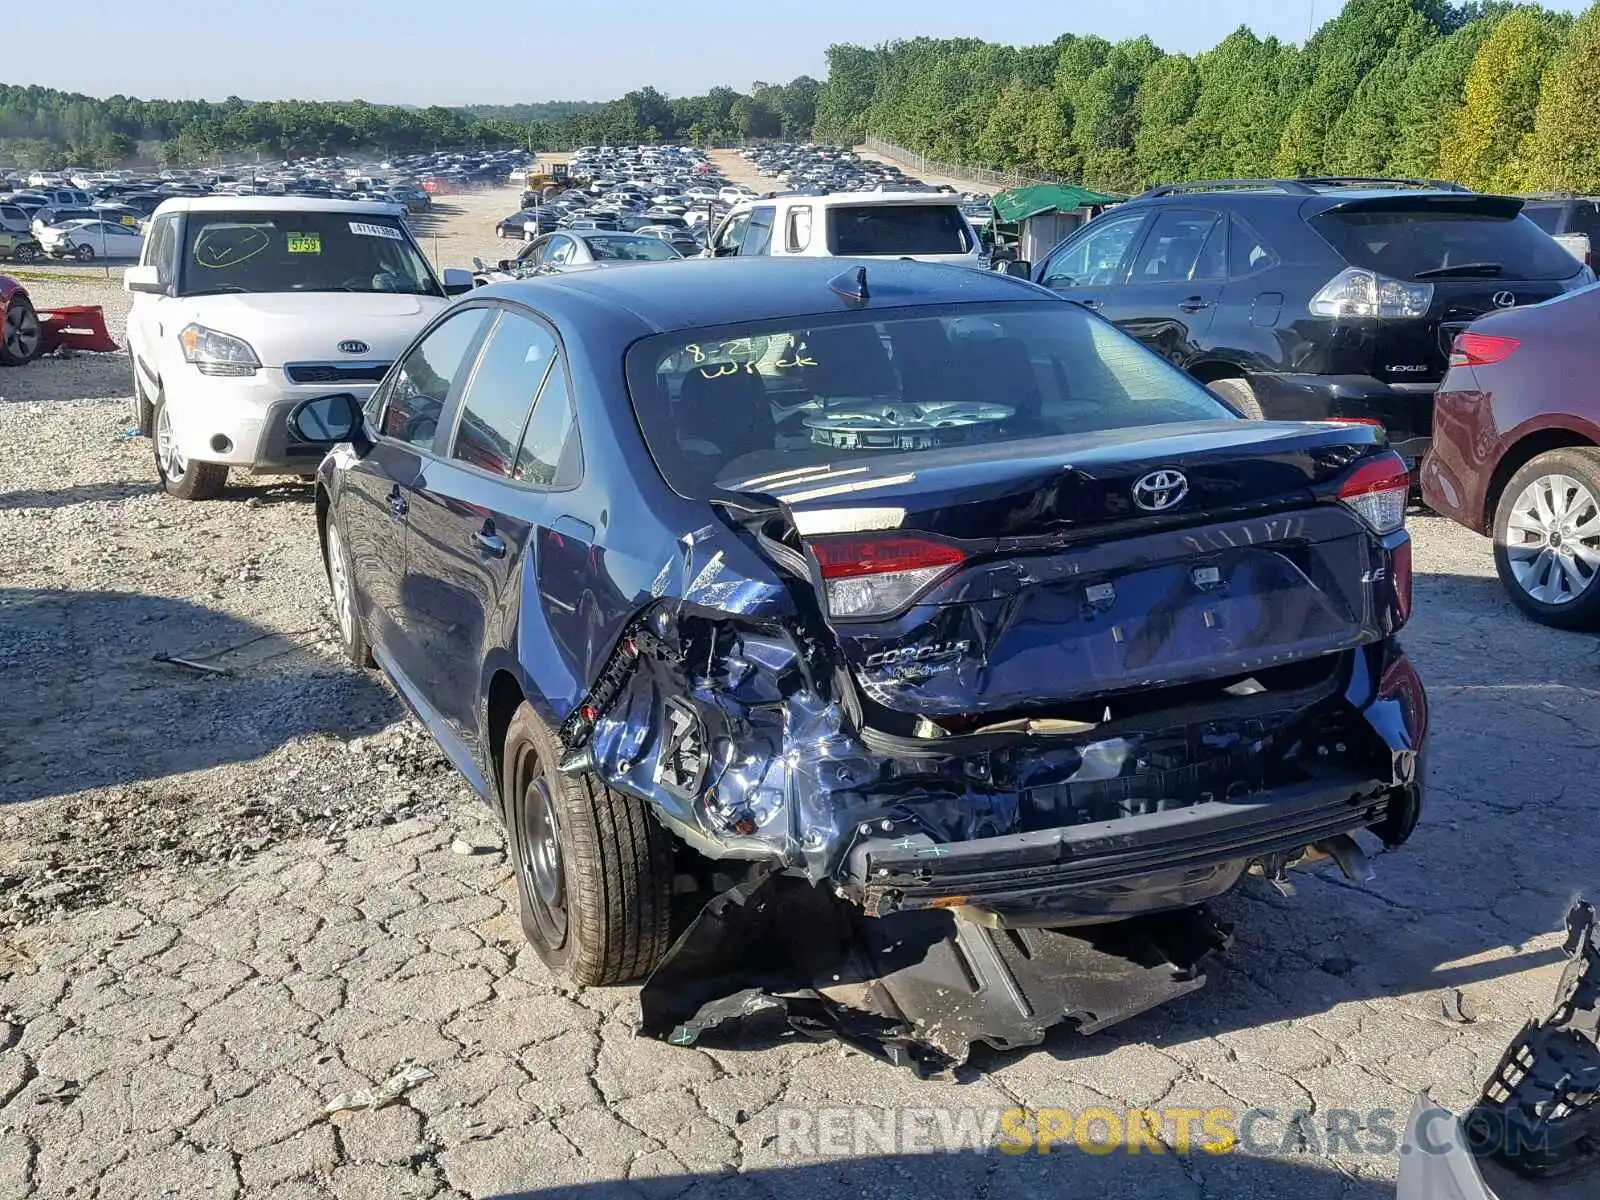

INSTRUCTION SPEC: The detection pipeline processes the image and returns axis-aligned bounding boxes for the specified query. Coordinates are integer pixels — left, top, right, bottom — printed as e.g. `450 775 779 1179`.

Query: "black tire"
130 354 154 436
321 510 374 667
1492 448 1600 630
13 243 38 263
152 398 228 500
75 244 95 262
1207 376 1265 420
0 292 42 366
502 704 674 986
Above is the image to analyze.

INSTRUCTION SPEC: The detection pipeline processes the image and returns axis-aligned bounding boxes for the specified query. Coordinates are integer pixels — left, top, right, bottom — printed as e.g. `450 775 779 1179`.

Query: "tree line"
811 0 1600 193
7 0 1600 194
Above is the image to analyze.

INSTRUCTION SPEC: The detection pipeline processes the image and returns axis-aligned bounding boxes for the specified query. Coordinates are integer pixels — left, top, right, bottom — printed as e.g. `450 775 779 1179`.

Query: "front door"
404 305 579 764
352 306 493 676
1033 208 1149 319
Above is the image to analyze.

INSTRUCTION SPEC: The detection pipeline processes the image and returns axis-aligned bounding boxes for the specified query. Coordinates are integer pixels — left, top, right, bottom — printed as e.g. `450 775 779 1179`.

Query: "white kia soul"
125 196 471 499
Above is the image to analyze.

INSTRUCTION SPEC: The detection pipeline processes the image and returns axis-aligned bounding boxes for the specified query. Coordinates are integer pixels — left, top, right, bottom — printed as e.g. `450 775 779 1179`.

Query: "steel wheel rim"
326 522 354 643
4 300 38 359
519 775 567 948
155 406 186 483
1505 473 1600 606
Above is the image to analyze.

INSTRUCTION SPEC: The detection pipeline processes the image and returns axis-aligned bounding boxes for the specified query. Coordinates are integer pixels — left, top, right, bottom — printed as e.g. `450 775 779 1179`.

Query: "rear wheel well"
1484 430 1597 534
486 670 526 813
1187 361 1246 387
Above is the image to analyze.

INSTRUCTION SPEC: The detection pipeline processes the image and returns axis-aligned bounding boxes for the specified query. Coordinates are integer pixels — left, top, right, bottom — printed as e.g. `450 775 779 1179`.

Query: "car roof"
732 190 963 212
485 257 1047 334
150 195 404 217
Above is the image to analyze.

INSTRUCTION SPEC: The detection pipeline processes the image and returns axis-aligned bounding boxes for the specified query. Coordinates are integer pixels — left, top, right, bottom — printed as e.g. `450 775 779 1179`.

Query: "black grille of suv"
286 362 391 384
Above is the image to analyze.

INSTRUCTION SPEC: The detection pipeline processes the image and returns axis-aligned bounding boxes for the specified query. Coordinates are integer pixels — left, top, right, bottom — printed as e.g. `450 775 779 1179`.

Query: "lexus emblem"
1492 291 1517 309
1132 469 1189 512
337 339 370 355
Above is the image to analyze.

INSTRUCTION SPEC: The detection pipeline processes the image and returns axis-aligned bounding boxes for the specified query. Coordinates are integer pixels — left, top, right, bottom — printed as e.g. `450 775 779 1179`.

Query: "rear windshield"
825 204 973 256
583 234 680 261
175 210 441 297
624 302 1232 500
1310 205 1578 282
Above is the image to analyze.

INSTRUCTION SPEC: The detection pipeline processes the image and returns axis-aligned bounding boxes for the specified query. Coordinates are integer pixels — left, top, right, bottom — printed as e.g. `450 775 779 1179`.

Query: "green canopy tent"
991 184 1122 266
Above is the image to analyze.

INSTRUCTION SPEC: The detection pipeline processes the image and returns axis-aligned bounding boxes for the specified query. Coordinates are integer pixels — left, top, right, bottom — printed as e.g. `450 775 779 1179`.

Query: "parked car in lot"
1520 194 1600 270
39 218 145 261
0 224 40 263
1027 178 1592 468
124 195 472 499
288 258 1425 1047
474 230 682 283
707 191 986 269
0 274 42 365
1423 284 1600 628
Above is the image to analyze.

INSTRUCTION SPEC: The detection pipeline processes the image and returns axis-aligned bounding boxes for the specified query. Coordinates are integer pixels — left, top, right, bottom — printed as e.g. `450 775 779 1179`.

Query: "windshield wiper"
1414 262 1505 279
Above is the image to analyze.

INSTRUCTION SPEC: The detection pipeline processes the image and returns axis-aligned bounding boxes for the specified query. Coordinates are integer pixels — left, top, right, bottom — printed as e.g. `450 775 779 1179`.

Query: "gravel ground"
1 193 1598 1199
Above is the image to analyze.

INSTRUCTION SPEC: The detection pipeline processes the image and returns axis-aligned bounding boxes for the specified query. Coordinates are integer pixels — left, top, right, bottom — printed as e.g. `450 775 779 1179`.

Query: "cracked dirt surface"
2 192 1599 1199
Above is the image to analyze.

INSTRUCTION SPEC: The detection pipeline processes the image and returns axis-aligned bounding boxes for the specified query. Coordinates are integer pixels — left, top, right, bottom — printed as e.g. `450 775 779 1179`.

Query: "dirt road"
0 188 1595 1199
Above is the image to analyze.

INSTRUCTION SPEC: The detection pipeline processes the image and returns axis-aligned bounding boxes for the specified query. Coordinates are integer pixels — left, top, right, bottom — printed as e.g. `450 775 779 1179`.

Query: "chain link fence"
863 136 1070 191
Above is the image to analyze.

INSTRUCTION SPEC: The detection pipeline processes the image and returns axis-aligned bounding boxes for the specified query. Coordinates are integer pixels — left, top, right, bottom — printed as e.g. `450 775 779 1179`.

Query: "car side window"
714 211 752 256
1040 211 1146 289
786 205 812 253
449 311 561 479
380 308 491 450
547 236 574 265
516 355 580 487
1129 209 1222 283
1228 214 1280 277
743 206 776 256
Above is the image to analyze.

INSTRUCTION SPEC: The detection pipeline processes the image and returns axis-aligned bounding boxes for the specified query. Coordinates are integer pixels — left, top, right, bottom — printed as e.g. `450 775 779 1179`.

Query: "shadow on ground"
0 587 398 804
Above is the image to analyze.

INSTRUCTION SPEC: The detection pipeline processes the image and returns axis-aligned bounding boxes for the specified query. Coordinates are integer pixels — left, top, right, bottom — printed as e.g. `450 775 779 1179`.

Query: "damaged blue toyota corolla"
289 257 1427 1071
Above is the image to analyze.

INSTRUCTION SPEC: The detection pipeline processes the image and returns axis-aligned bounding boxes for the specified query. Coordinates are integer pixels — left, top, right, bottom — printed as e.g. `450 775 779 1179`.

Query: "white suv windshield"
176 211 441 298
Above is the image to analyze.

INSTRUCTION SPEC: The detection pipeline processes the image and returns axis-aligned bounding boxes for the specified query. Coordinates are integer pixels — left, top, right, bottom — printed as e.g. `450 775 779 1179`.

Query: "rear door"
1098 207 1226 366
1033 208 1150 318
403 306 579 762
348 306 493 678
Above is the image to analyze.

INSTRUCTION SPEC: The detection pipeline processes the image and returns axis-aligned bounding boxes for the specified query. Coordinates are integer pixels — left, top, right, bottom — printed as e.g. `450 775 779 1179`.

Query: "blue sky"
12 0 1594 105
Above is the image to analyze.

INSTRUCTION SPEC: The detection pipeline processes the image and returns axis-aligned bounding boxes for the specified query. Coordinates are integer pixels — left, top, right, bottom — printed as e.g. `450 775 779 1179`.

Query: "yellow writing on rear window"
286 232 321 254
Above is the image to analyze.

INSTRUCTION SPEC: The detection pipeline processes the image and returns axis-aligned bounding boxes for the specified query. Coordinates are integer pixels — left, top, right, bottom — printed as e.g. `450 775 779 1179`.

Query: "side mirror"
123 264 165 295
440 267 473 296
471 256 486 271
287 393 367 449
999 260 1032 279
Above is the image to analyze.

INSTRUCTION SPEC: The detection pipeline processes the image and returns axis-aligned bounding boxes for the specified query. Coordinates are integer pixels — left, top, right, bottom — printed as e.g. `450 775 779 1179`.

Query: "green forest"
6 0 1600 193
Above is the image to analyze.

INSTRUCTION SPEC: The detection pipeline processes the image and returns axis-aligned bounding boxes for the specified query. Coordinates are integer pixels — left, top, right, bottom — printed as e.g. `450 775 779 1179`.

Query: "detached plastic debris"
1462 898 1600 1178
324 1062 434 1114
638 872 1231 1076
1396 898 1599 1199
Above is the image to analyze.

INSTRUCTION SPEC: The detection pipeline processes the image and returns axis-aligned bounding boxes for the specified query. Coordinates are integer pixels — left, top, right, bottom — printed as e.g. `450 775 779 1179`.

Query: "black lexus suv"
1027 178 1593 466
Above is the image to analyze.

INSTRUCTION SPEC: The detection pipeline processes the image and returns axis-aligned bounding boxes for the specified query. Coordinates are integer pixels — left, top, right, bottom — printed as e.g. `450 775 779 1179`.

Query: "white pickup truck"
705 191 986 269
1522 196 1599 270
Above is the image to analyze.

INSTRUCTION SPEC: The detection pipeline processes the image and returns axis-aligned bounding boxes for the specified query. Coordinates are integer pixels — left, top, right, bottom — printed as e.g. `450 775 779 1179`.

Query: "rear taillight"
810 534 966 619
1309 267 1433 319
1449 332 1520 368
1337 451 1409 536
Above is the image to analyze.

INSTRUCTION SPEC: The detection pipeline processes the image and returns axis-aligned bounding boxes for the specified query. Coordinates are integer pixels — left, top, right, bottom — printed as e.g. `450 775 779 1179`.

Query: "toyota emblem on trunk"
338 340 369 355
1132 469 1188 512
1493 291 1516 309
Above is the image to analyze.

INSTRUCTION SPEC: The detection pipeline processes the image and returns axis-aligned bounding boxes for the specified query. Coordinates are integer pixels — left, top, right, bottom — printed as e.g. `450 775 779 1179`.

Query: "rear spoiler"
1310 194 1526 219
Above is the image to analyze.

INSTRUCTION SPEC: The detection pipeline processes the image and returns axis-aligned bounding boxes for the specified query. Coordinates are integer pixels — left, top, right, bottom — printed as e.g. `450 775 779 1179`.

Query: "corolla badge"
337 339 370 355
1493 291 1516 309
1131 469 1188 512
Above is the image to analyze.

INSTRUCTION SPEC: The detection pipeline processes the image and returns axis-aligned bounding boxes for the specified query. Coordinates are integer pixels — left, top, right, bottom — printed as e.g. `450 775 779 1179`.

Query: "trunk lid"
733 420 1400 720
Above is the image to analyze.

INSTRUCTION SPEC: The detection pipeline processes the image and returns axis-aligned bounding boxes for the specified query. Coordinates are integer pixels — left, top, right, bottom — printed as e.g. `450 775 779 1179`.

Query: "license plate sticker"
286 232 321 254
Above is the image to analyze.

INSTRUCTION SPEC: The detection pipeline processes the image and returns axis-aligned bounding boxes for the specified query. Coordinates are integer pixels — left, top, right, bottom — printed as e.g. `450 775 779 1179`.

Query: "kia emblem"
1132 469 1189 512
1492 291 1516 309
338 339 370 355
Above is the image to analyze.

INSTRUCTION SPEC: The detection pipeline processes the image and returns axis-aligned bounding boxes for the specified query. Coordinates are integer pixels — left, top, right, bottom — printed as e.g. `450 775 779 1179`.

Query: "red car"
1422 284 1600 627
0 274 41 366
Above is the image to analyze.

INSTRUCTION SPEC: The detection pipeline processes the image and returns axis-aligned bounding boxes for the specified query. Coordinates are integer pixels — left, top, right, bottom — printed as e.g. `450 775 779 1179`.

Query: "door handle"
473 522 507 558
1077 298 1103 311
387 486 408 517
1179 297 1213 313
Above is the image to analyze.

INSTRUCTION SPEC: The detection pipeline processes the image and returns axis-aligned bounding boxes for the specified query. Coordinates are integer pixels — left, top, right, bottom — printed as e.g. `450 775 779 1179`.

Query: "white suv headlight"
178 324 260 377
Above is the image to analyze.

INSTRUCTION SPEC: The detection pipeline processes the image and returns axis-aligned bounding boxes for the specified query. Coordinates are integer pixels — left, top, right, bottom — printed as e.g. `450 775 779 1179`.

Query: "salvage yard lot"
1 187 1596 1200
